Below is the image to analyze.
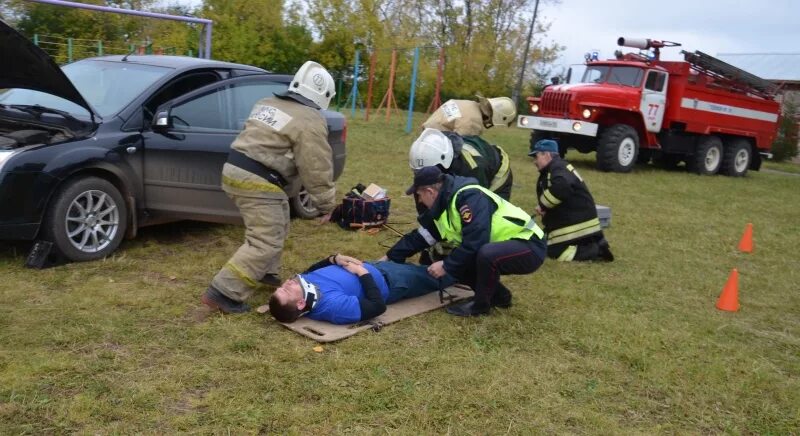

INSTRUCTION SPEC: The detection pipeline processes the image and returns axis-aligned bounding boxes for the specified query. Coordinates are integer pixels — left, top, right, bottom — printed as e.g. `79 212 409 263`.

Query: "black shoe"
598 239 614 262
491 293 513 308
260 273 282 287
446 301 490 317
201 287 251 314
490 284 513 308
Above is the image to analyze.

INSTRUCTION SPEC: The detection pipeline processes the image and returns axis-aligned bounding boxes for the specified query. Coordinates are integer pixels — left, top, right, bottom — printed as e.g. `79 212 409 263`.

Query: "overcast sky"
538 0 800 70
171 0 799 68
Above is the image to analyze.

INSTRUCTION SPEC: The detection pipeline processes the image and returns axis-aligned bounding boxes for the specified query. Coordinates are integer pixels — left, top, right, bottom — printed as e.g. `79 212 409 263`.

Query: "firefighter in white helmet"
202 60 338 314
408 128 514 265
423 95 517 137
409 128 513 200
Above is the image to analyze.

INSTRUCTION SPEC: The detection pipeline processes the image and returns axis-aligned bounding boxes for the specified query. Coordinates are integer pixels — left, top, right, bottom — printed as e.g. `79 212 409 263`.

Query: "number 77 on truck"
517 37 781 176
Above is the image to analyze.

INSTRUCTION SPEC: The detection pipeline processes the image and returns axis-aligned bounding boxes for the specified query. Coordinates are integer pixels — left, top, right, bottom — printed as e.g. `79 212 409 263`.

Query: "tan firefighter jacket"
422 99 488 137
222 96 336 214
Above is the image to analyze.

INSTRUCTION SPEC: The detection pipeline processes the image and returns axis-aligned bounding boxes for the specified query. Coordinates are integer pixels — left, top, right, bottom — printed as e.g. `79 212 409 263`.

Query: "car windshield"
580 66 644 87
0 60 171 118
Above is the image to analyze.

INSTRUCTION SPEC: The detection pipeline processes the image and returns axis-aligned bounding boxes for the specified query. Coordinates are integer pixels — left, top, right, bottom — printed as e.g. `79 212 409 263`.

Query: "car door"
141 76 289 224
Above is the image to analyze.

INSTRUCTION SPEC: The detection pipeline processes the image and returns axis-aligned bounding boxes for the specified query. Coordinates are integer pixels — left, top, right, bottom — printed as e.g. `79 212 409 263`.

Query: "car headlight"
531 104 539 114
582 108 591 119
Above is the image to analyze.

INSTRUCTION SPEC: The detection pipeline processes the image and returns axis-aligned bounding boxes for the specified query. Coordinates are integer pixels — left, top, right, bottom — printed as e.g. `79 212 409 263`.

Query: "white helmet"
488 97 517 127
288 61 336 110
409 128 454 170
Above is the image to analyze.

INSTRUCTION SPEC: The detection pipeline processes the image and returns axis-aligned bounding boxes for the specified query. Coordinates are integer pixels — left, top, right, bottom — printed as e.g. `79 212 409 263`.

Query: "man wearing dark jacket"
383 166 546 317
530 139 614 262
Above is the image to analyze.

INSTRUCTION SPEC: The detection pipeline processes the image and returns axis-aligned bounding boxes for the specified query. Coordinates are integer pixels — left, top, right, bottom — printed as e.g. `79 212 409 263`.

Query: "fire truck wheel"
721 139 751 177
688 135 723 175
597 124 639 172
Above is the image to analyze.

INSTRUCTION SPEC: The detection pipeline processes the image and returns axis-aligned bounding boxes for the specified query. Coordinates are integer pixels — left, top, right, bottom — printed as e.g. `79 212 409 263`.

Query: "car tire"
721 138 751 177
43 176 128 262
289 186 320 219
688 135 723 175
597 124 638 173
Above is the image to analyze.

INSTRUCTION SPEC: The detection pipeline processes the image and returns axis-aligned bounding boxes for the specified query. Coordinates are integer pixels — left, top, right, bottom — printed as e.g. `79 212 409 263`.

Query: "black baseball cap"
405 166 444 195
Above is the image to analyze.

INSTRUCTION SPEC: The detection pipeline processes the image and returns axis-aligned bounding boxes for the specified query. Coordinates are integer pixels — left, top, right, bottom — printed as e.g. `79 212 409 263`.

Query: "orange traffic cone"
738 223 754 253
716 268 740 312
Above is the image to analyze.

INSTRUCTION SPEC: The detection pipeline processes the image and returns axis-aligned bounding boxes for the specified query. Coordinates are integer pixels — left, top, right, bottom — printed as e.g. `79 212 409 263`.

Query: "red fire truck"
517 37 781 176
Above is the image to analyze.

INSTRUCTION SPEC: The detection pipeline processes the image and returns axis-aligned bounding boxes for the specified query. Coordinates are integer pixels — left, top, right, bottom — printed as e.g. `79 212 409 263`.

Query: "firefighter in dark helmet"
530 139 614 262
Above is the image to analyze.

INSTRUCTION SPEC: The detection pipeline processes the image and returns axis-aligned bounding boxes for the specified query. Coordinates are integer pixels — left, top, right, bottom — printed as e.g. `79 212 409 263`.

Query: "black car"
0 20 346 262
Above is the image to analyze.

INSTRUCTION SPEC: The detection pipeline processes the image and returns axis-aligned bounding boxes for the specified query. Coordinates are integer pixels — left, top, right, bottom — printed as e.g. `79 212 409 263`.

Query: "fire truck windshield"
581 66 644 87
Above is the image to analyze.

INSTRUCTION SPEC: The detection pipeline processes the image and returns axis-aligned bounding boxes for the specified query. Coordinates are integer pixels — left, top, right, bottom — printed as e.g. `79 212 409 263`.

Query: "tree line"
1 0 563 109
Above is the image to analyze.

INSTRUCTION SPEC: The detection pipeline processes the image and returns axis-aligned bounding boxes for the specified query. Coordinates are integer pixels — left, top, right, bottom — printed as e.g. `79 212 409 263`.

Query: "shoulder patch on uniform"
249 104 293 131
459 204 473 223
441 101 462 122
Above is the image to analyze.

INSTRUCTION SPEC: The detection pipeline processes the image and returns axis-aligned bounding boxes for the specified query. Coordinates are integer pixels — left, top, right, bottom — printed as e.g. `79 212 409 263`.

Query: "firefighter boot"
202 286 251 314
260 273 282 287
598 238 614 262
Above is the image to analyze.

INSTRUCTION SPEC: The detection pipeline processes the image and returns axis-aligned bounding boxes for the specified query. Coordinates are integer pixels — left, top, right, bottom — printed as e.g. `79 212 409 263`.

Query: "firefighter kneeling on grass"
530 139 614 262
202 61 338 314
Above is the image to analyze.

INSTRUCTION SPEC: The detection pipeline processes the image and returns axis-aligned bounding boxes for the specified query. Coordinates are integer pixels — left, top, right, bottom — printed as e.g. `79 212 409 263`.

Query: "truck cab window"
645 71 666 92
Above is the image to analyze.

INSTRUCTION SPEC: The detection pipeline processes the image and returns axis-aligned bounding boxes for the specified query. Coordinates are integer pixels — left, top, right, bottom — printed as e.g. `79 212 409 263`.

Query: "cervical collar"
296 274 320 315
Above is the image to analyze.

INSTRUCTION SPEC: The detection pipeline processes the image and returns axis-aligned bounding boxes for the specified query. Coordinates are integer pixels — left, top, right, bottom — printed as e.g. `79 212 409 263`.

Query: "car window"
231 81 289 130
0 60 171 118
144 72 220 124
170 87 229 131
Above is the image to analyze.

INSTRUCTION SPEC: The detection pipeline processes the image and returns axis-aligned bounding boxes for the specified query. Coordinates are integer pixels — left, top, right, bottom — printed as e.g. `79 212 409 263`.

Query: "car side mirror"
152 109 172 131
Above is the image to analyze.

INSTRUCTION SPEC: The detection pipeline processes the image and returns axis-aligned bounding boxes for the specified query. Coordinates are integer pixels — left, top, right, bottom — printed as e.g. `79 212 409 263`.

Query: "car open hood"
0 19 96 118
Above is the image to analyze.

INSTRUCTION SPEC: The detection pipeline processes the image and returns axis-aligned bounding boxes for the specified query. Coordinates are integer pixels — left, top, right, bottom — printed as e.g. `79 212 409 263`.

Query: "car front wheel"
44 176 128 262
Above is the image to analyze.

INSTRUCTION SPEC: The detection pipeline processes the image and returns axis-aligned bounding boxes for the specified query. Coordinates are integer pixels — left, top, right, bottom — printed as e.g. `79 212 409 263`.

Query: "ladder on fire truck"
682 50 778 100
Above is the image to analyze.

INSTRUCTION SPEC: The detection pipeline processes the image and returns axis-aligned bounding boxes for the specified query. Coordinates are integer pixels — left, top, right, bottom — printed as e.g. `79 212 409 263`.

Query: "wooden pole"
427 47 445 113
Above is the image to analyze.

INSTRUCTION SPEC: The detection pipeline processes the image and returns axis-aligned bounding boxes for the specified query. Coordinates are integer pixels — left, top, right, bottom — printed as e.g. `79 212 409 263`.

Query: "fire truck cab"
518 37 781 176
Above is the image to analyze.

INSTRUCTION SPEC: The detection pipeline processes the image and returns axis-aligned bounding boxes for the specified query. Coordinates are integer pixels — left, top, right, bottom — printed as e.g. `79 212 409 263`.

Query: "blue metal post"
405 47 421 133
350 50 360 117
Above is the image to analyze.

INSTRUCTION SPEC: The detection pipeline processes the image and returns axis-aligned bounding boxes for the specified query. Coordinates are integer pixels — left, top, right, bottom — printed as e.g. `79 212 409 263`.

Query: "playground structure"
25 0 212 58
343 45 447 133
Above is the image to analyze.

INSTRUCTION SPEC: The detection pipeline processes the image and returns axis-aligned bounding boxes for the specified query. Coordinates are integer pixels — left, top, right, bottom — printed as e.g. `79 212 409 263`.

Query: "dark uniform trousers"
459 237 546 308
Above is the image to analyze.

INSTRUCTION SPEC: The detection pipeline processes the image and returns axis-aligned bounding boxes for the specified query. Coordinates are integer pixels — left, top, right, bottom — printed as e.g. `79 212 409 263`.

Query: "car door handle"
126 146 137 154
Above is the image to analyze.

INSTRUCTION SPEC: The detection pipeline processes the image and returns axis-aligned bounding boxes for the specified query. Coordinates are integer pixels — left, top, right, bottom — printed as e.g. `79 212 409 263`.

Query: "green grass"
1 111 799 433
763 159 800 174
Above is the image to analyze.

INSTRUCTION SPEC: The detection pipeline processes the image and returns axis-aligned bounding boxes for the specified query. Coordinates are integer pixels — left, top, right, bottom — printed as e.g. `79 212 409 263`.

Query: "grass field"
1 112 799 433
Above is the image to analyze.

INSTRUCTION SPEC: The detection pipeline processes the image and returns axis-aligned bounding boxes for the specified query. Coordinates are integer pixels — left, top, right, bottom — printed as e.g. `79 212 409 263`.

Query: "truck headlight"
572 122 582 132
582 108 591 119
520 117 529 126
531 104 539 114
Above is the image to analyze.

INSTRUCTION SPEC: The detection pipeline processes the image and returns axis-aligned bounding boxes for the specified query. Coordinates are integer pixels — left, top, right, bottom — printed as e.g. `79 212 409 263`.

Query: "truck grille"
540 91 571 117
